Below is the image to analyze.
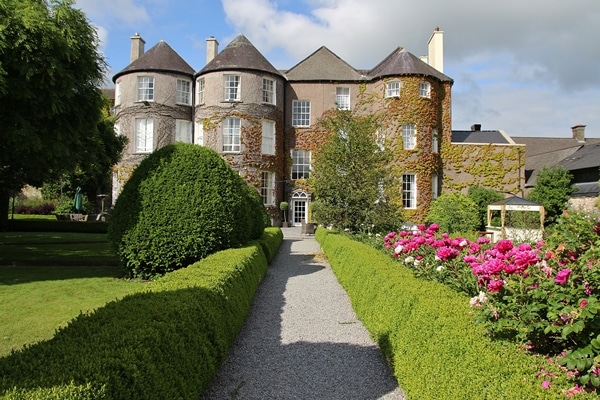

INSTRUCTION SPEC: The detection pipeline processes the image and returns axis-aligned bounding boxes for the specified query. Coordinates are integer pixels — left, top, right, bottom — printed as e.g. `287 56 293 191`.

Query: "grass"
0 232 118 265
0 230 144 356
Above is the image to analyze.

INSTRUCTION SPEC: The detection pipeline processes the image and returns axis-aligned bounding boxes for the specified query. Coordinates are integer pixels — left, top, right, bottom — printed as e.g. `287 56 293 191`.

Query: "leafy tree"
310 109 402 232
0 0 106 229
41 95 127 212
424 193 480 234
467 186 503 230
527 165 574 224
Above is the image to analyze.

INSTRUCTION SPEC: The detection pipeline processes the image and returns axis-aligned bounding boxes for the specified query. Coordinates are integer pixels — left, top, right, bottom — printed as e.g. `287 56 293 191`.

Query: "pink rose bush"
384 210 600 395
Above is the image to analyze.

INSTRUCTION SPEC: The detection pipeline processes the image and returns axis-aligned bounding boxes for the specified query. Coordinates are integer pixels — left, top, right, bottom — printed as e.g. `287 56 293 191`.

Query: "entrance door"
291 191 308 226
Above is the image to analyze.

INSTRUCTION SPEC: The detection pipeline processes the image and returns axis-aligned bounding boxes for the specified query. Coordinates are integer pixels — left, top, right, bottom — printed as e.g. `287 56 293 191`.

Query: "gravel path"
203 227 405 400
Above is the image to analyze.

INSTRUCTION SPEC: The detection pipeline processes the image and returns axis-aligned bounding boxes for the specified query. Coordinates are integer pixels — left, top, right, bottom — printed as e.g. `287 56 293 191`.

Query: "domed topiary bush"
108 143 267 278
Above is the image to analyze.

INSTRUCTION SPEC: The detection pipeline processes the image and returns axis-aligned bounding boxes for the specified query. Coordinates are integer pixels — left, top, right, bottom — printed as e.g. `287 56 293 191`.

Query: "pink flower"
428 223 439 232
580 299 588 308
554 268 571 285
495 239 514 254
487 279 505 293
417 224 426 231
436 246 460 261
541 380 551 389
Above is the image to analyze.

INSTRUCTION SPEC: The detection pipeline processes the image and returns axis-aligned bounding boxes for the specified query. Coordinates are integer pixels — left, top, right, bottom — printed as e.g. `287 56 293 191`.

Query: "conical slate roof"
285 46 364 81
113 40 194 82
197 34 281 77
369 47 453 83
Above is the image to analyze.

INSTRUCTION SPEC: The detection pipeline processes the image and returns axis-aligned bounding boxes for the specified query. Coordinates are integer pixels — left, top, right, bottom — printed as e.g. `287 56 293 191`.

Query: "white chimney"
206 36 219 64
571 124 586 143
427 27 444 73
130 33 145 63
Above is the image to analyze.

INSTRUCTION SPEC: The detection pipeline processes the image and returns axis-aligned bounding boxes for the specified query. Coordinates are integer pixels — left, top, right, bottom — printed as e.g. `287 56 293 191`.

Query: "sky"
74 0 600 138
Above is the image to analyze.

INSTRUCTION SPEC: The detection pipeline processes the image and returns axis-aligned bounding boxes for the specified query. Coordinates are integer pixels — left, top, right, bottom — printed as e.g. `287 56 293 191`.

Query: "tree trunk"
0 188 10 231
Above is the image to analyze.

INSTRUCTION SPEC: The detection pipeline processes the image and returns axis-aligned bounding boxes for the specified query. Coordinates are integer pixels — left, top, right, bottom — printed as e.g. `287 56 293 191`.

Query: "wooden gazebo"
487 196 545 240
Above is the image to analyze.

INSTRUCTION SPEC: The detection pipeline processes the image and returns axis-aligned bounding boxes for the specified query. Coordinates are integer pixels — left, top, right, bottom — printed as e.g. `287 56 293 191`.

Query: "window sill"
261 102 277 107
222 100 242 103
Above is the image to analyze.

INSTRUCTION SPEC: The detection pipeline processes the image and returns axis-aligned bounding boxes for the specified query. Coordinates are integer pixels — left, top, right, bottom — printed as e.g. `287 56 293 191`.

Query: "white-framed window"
376 128 386 151
135 118 153 153
432 173 439 199
402 123 417 150
176 79 191 105
261 171 276 205
194 120 204 146
114 82 121 106
402 173 417 209
385 81 400 98
419 81 431 98
263 78 275 105
336 87 350 110
196 78 205 105
175 120 192 143
137 76 154 101
291 149 311 179
222 117 241 152
432 128 439 152
223 74 241 101
292 100 310 127
261 120 275 155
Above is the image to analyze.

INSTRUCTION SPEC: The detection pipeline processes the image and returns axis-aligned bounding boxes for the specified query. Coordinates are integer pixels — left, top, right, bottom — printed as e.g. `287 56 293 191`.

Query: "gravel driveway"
203 227 405 399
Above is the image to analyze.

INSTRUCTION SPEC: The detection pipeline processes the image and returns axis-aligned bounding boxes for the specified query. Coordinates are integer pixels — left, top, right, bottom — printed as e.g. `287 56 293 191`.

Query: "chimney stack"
206 36 219 64
571 124 586 143
427 27 444 73
471 124 482 132
130 33 145 63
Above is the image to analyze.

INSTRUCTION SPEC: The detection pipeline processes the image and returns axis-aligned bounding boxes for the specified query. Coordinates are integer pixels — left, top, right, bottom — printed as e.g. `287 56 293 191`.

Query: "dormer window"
137 76 154 101
419 81 431 98
224 75 241 101
385 81 400 98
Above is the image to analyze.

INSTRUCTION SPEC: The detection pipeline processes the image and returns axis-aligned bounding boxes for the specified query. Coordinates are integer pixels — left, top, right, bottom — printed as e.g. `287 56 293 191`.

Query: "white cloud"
221 0 600 137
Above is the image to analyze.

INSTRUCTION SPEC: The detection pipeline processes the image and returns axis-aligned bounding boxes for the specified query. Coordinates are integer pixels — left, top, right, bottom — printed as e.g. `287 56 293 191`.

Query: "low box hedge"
0 227 283 400
316 229 592 400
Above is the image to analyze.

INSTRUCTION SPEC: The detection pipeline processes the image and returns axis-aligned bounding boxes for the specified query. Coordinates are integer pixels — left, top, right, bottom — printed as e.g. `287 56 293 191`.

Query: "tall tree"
527 165 574 225
310 109 402 232
0 0 106 229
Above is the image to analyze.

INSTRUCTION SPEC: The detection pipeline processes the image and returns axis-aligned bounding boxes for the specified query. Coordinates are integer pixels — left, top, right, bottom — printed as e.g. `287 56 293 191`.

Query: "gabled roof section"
285 46 364 82
559 142 600 171
452 130 514 144
197 34 281 77
113 40 194 82
490 196 542 207
369 47 453 83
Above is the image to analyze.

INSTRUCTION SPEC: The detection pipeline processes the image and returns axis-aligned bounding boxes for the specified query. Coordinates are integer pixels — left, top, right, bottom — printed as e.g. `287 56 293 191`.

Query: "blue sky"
75 0 600 138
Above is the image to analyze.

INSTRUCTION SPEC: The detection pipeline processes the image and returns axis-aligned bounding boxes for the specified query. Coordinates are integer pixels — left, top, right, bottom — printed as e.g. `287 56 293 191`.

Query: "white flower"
434 255 441 261
459 240 468 247
436 265 444 272
469 291 488 307
394 245 403 254
413 259 421 267
404 256 415 264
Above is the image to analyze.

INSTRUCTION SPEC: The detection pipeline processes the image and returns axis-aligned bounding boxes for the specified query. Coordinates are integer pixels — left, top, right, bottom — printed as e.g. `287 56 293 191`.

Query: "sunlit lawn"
0 231 145 356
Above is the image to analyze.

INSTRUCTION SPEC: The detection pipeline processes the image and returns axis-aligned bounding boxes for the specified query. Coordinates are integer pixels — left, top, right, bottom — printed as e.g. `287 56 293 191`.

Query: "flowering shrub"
384 210 600 395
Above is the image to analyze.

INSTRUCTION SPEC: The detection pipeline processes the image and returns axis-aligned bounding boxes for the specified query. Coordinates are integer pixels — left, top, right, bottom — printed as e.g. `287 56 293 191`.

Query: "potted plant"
279 201 291 227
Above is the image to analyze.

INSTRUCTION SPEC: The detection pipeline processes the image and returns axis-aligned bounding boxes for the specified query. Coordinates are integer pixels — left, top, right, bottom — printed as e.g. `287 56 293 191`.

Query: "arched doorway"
291 191 309 227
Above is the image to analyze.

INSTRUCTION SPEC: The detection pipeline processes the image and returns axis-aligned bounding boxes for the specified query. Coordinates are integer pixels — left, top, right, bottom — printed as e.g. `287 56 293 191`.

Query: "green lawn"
0 231 144 356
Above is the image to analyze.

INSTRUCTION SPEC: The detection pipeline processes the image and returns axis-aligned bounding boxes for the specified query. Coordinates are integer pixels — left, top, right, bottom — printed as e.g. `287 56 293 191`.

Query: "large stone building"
111 30 524 225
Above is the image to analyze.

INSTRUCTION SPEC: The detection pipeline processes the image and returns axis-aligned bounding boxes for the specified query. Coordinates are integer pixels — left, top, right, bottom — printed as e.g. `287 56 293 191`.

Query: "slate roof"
368 47 453 83
113 40 194 82
197 34 281 77
572 182 600 197
512 136 600 188
285 46 364 82
451 130 514 144
559 142 600 171
490 196 542 207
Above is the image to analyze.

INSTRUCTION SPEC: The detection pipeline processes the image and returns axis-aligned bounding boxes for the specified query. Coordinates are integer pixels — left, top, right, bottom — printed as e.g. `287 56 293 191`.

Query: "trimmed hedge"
316 229 592 399
0 227 283 400
108 143 268 278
